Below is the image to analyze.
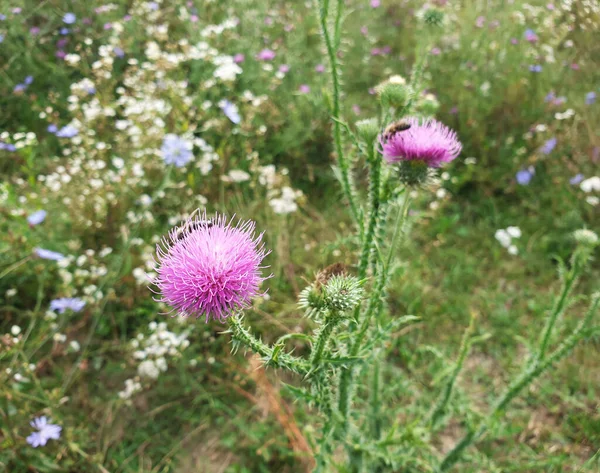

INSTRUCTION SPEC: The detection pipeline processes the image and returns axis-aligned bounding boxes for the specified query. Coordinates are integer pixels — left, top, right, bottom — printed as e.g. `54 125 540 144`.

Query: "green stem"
439 293 599 472
227 316 309 375
429 314 476 429
357 145 381 279
311 315 341 368
535 264 579 363
370 356 382 440
338 198 410 436
317 0 362 234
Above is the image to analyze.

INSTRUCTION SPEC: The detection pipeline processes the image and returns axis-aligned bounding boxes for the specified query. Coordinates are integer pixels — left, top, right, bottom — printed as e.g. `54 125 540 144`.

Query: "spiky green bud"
423 9 444 27
356 118 380 144
299 285 326 318
376 83 410 109
322 275 363 313
574 229 598 247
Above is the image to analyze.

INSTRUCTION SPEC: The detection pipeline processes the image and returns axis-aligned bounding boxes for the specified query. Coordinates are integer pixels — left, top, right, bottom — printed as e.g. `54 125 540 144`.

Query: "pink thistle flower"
256 49 276 61
153 212 269 322
381 117 462 168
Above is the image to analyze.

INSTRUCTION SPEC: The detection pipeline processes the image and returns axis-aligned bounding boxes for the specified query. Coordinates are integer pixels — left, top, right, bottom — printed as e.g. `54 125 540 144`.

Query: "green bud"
356 118 380 144
396 160 433 187
423 9 445 27
376 83 410 109
299 285 326 318
322 275 363 313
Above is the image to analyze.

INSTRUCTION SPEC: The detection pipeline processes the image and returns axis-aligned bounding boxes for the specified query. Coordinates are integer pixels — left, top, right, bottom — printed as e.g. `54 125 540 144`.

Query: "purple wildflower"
278 64 290 73
60 28 69 35
371 0 381 7
298 84 311 94
26 417 61 448
524 29 538 42
220 100 241 124
55 125 78 138
381 117 462 168
34 248 66 261
63 12 76 24
27 210 47 226
113 47 125 58
541 137 557 155
47 124 58 133
233 53 245 64
516 168 534 185
570 174 584 185
154 212 269 322
529 65 542 73
161 134 193 167
585 92 596 105
256 49 276 61
50 297 86 313
0 142 16 151
30 27 40 35
315 64 325 73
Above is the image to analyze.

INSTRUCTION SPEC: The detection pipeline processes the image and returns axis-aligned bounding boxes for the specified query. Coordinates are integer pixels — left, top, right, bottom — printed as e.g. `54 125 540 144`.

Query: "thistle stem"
370 356 382 440
310 315 341 368
429 314 476 429
317 0 362 235
439 293 599 472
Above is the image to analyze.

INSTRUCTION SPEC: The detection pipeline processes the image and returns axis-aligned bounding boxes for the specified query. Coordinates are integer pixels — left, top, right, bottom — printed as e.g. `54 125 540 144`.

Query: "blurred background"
1 1 599 471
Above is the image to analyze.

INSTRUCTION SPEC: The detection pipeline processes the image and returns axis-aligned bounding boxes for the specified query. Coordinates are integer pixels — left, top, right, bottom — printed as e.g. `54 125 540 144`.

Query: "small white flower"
580 176 600 193
11 325 21 336
495 229 512 248
138 360 160 379
508 245 519 255
506 226 522 238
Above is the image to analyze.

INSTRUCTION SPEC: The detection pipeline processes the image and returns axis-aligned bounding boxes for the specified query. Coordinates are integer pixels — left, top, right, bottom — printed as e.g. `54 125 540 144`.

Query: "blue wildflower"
0 142 17 151
55 125 78 138
13 83 27 93
34 248 66 261
24 76 33 85
586 92 596 105
27 210 47 226
0 34 4 43
113 47 125 58
220 100 241 124
26 417 62 448
516 168 534 185
63 12 76 24
541 137 557 155
570 174 584 185
50 297 86 313
161 134 193 167
47 124 58 133
529 65 542 73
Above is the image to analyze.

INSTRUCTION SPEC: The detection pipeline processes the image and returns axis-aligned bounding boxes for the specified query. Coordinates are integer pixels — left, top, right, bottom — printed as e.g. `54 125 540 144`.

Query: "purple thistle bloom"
154 212 269 322
541 137 557 155
315 64 325 73
298 84 311 94
34 248 66 261
27 210 47 226
50 297 86 313
278 64 290 73
233 53 245 64
161 134 193 167
570 174 584 185
256 49 276 61
516 168 534 185
586 92 596 105
26 417 61 448
55 124 78 138
381 117 462 168
220 100 241 124
63 12 76 24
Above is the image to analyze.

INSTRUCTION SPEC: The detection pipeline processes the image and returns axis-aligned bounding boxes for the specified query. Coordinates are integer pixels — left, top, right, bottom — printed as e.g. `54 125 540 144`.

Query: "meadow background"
1 0 599 472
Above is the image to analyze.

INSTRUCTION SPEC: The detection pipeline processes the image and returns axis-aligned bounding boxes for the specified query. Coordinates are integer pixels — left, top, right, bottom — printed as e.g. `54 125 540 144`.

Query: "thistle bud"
322 275 363 313
423 9 445 27
376 82 410 109
299 285 326 319
356 118 380 144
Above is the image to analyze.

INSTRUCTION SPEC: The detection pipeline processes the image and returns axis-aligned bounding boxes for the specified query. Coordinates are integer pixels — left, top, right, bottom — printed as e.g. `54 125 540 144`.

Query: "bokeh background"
1 1 599 472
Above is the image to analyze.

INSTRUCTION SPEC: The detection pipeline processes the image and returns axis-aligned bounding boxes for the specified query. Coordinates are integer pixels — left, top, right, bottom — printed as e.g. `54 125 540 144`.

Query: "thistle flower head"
381 117 461 168
154 212 269 322
356 118 380 144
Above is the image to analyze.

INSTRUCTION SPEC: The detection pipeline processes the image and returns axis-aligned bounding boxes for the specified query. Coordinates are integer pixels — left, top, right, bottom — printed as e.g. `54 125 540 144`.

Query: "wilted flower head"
50 297 86 314
381 117 461 168
154 212 269 322
26 417 62 448
161 134 193 167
